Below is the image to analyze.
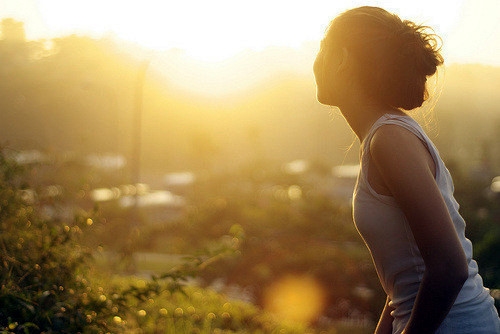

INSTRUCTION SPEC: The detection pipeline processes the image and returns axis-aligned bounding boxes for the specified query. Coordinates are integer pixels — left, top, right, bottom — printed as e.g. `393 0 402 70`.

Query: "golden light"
12 0 483 99
263 274 326 324
33 0 326 62
29 0 470 61
6 0 500 68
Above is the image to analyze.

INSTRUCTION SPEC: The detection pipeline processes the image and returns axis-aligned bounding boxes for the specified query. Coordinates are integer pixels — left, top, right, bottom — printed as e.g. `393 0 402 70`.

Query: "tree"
1 18 26 42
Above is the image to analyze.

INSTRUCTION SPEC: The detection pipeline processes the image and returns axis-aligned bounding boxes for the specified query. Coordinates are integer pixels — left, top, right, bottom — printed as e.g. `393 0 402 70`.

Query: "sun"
21 0 484 99
95 1 326 62
97 2 255 62
35 0 332 62
32 0 469 64
23 0 500 71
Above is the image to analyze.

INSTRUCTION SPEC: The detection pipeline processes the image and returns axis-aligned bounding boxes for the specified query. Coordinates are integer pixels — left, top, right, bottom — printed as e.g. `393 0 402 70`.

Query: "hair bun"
397 21 443 76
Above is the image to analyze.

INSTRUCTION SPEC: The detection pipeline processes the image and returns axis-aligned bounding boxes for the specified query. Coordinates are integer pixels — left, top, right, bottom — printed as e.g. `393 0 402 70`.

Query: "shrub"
0 149 313 333
0 149 119 333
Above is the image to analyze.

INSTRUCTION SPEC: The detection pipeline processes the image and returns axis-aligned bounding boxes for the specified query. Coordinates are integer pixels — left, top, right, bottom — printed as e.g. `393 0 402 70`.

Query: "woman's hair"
325 6 443 110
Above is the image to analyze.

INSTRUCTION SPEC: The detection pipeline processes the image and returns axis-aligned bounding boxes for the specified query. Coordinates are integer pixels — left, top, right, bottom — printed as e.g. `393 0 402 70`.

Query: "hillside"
1 35 499 177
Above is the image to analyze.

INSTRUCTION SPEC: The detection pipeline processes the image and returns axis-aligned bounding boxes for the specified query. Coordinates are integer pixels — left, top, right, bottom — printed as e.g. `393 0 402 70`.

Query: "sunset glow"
1 0 499 97
2 0 499 65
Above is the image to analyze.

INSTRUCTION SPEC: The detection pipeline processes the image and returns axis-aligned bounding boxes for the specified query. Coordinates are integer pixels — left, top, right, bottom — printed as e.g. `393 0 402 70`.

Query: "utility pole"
123 60 149 274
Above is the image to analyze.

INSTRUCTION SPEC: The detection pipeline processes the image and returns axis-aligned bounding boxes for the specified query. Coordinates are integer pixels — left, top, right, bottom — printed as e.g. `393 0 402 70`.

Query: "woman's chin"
316 93 334 106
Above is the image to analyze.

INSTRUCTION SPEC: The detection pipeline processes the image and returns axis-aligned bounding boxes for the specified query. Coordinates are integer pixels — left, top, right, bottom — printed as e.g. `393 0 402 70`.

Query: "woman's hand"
375 296 394 334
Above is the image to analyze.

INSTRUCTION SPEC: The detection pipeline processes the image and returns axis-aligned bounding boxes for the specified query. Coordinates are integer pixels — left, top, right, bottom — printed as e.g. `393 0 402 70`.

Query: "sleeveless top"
352 114 491 331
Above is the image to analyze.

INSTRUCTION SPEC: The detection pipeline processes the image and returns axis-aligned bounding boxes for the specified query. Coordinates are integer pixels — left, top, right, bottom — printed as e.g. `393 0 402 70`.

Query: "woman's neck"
338 98 403 142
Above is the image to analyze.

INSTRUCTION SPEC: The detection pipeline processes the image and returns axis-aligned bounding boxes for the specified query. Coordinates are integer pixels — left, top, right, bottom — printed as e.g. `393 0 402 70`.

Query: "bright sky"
1 0 499 66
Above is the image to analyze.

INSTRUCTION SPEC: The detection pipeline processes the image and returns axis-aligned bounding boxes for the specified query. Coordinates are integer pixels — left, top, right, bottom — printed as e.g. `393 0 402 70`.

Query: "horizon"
1 13 498 99
1 10 500 175
2 0 500 98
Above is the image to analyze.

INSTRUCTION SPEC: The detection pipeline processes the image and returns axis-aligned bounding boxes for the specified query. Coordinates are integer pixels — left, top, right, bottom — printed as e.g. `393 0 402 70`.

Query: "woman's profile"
313 6 500 334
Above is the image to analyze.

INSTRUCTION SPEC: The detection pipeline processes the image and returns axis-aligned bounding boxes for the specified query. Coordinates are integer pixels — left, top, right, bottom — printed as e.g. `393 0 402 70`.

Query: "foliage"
107 277 313 334
455 176 500 291
0 149 328 333
0 149 119 333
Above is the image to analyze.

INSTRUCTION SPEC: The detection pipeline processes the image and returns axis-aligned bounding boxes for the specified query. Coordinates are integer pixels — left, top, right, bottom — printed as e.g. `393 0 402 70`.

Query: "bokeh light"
263 274 326 324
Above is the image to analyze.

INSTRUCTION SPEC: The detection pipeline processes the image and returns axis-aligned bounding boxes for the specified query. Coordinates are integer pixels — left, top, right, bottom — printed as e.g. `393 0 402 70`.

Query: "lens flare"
263 274 326 324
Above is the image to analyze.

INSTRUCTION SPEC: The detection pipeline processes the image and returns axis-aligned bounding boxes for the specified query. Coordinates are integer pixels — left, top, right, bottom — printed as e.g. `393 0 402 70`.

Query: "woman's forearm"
375 296 394 334
403 269 467 334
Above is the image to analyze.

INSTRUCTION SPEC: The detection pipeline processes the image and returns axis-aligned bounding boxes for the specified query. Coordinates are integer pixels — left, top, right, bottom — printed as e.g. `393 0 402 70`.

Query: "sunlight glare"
6 0 498 98
32 0 474 71
263 274 326 324
35 0 331 62
7 0 496 66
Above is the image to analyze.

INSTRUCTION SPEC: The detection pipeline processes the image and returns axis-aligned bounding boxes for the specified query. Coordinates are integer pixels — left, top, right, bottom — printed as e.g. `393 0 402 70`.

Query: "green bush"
0 149 320 333
0 149 119 333
107 276 311 334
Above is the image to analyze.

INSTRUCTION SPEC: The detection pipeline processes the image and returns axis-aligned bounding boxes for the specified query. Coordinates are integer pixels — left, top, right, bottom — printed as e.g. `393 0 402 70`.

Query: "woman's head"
314 6 443 110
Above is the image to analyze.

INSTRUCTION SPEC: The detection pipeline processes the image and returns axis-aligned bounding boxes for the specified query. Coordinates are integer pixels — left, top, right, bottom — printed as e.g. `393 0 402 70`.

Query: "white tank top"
352 114 490 327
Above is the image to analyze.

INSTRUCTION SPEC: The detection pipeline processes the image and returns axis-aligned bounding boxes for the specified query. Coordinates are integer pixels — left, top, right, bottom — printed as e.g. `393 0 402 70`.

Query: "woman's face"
313 43 327 103
313 39 345 107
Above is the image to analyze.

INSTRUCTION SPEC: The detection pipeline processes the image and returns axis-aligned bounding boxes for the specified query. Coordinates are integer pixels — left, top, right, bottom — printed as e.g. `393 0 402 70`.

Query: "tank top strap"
363 114 429 152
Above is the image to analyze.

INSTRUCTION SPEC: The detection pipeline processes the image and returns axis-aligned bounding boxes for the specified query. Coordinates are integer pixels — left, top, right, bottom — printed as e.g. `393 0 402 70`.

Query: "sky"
1 0 499 66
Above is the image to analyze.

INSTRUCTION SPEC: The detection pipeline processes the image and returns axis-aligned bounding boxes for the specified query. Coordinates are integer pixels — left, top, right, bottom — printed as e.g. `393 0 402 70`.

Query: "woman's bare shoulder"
369 123 436 191
369 123 428 160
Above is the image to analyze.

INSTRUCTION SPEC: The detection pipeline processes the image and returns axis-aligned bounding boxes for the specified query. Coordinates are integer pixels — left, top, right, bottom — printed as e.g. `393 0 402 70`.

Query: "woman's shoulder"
370 122 425 156
369 118 437 183
368 114 426 147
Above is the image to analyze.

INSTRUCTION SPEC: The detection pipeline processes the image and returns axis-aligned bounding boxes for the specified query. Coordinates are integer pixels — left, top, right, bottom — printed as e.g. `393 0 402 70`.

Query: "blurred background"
1 0 499 333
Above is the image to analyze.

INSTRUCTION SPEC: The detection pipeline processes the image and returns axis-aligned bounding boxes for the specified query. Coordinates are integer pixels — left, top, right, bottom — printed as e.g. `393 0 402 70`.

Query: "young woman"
313 6 500 334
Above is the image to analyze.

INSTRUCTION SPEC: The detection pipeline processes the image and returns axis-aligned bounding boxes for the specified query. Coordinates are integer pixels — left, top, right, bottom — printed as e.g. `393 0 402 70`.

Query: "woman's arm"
370 125 469 334
375 296 394 334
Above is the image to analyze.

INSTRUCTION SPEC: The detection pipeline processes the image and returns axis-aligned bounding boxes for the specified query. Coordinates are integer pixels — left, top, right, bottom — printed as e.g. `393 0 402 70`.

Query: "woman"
313 6 500 334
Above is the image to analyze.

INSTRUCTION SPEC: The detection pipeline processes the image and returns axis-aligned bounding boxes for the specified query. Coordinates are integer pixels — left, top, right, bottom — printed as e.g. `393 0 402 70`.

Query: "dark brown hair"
325 6 443 110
